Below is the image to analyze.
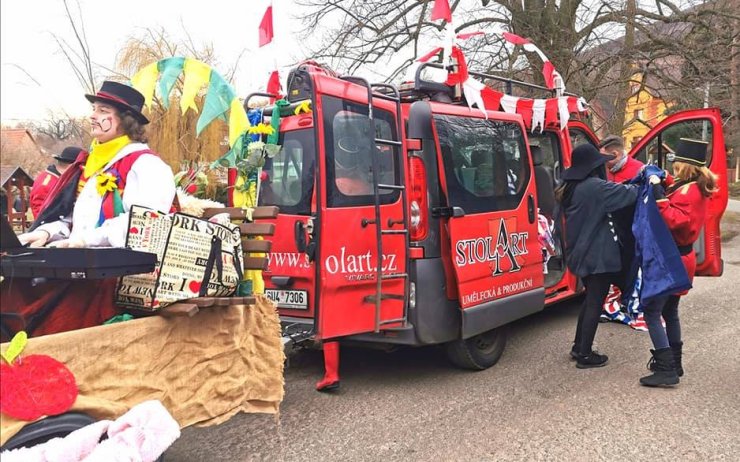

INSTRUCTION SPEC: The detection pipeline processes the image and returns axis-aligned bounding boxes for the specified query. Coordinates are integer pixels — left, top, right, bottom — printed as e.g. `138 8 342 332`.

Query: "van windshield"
258 128 315 215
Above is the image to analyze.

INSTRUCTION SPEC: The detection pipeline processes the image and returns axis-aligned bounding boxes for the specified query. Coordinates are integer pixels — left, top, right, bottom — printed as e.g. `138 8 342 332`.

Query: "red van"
247 62 728 377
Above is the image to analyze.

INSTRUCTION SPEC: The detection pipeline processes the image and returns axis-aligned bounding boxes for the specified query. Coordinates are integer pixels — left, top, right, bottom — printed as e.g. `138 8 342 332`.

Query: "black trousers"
574 272 621 356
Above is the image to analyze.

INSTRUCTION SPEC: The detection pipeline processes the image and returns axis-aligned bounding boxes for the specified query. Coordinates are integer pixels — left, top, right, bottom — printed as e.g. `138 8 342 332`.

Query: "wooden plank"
191 298 216 307
241 239 272 253
251 206 280 219
158 303 199 318
202 206 280 220
239 222 275 236
243 256 268 270
201 208 233 219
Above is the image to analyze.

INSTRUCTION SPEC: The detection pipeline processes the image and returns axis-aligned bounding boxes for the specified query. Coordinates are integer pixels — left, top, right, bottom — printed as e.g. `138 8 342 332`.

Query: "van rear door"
432 107 545 338
628 108 728 276
313 80 408 339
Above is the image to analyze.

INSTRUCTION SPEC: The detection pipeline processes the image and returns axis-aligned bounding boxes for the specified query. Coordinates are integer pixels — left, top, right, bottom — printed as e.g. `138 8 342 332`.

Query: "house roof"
1 128 37 145
1 166 34 188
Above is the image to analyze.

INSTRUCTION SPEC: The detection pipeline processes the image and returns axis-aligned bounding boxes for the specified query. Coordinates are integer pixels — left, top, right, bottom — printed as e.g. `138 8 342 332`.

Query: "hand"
18 230 50 248
648 175 661 185
47 238 85 248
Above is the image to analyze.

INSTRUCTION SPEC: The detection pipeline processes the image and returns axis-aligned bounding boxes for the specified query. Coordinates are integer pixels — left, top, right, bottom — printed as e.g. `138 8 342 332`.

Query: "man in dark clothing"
558 144 645 368
29 146 83 217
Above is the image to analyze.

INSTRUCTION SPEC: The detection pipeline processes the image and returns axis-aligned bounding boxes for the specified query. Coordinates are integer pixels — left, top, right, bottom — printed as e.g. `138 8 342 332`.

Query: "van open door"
432 107 545 339
313 78 408 340
628 108 728 276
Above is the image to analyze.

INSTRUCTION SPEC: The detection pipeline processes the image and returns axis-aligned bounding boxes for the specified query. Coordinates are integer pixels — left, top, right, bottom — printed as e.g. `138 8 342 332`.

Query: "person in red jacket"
29 146 84 217
639 138 718 387
600 135 644 183
597 135 645 326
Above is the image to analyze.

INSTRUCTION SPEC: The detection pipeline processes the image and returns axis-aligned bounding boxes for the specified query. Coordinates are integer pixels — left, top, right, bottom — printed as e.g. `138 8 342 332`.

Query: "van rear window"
434 115 530 214
322 96 400 208
258 129 315 215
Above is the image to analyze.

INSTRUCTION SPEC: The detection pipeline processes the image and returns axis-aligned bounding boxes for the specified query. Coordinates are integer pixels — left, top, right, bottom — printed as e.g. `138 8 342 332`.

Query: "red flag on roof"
502 32 530 45
431 0 452 22
266 70 282 101
259 4 274 47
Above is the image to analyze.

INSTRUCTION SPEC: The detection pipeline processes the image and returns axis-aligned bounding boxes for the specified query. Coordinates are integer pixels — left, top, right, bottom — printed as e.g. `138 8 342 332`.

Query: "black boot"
649 342 684 377
671 342 684 377
640 348 679 387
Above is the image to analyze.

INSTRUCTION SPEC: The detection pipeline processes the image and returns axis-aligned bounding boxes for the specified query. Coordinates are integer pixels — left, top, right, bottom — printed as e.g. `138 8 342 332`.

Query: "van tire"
445 326 508 370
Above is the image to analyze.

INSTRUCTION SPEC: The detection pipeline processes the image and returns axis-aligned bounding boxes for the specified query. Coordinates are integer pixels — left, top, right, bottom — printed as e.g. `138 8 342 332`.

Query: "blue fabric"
629 166 691 305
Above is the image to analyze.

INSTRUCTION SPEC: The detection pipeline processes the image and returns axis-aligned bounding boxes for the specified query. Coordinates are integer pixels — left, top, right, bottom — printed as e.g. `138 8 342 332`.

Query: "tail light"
408 155 428 241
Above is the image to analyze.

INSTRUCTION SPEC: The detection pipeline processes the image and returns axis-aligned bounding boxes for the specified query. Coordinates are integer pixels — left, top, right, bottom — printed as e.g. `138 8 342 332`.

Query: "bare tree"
296 0 739 134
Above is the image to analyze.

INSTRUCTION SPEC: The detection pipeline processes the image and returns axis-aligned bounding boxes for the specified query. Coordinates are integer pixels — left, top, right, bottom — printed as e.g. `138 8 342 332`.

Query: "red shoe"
316 341 340 392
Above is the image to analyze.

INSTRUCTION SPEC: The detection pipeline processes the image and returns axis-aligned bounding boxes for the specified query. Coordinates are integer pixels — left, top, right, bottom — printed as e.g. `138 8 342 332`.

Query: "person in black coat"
557 144 649 368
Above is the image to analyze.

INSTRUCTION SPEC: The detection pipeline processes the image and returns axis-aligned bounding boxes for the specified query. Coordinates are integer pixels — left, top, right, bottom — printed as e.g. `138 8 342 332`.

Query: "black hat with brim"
562 143 616 181
673 138 708 166
53 146 84 164
85 80 149 125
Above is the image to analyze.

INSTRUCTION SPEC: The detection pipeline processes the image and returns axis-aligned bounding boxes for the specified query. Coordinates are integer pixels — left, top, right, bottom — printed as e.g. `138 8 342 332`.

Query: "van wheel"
445 326 508 370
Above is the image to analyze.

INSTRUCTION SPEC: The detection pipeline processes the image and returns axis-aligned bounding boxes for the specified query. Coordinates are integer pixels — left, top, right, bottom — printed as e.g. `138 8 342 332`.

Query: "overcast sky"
0 0 305 124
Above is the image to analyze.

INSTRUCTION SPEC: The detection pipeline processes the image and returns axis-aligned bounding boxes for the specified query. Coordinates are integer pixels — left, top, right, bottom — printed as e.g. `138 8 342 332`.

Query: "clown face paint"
90 102 123 143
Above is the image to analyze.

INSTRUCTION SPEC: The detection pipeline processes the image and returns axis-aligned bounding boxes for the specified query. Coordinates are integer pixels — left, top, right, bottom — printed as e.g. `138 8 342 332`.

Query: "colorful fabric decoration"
157 57 186 110
97 169 125 227
130 62 159 110
0 331 78 421
266 70 282 100
197 71 235 136
259 3 274 47
294 100 312 115
180 59 212 114
431 0 452 22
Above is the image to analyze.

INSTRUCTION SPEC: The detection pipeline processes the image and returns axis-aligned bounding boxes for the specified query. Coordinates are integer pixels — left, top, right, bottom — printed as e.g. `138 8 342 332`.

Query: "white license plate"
265 289 308 310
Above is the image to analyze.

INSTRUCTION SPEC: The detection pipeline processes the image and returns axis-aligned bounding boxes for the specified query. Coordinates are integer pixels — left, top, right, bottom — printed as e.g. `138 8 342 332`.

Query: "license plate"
265 289 308 310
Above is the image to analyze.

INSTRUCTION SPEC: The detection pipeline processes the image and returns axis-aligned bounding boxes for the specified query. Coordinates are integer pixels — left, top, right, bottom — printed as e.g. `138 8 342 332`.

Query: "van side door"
432 108 545 339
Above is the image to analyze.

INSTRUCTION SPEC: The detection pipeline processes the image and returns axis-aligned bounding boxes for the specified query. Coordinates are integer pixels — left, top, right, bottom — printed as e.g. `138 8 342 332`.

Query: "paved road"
727 199 740 213
169 229 740 461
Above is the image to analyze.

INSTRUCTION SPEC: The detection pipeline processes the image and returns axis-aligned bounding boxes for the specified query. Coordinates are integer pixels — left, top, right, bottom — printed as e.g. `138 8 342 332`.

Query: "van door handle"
528 195 536 223
294 220 307 252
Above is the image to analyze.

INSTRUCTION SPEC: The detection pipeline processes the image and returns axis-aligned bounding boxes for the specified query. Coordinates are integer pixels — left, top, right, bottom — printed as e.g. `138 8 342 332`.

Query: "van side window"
258 129 315 215
322 96 400 207
527 131 562 185
435 115 530 213
634 119 714 169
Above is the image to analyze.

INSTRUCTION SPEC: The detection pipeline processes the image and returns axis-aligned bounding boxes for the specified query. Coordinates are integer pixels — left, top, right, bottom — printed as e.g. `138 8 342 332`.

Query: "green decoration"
267 99 290 145
196 72 235 136
157 57 186 109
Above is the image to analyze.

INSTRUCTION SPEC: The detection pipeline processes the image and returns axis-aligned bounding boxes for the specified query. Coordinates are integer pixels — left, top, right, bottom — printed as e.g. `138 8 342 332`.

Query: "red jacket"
29 165 61 217
607 156 644 183
657 180 707 285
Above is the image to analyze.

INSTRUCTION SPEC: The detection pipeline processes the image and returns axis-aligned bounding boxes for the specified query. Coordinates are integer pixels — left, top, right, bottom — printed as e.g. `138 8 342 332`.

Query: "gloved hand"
18 230 50 248
648 174 662 185
47 238 86 248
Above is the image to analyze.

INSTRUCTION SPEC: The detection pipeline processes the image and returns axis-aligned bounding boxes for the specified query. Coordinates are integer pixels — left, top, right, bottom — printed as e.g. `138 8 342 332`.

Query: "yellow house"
622 73 670 150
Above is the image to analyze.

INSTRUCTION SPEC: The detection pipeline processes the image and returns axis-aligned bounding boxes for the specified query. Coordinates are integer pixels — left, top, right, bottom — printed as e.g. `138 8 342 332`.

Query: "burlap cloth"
0 295 284 446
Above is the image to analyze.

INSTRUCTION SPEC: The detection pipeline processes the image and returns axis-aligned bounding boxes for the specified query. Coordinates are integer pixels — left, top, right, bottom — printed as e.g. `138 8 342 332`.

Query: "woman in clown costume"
1 81 175 338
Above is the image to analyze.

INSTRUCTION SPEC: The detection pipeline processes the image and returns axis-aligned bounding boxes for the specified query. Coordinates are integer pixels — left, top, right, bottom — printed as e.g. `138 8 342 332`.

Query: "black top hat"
562 143 615 181
85 81 149 125
53 146 84 164
673 138 708 166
